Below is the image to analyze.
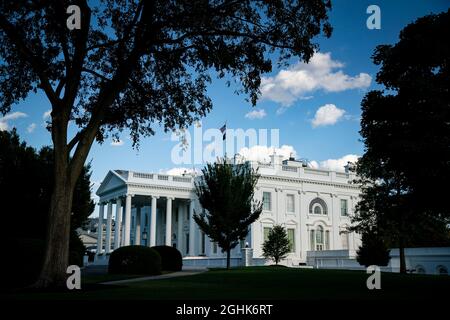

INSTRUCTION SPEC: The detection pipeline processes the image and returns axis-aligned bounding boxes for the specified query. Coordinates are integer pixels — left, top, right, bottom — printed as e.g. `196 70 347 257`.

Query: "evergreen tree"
356 230 390 267
262 225 291 265
194 158 262 269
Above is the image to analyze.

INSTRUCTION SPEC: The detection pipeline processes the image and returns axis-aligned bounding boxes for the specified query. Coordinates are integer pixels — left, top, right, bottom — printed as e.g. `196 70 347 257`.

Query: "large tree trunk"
34 172 74 288
226 249 231 269
399 237 406 274
33 138 74 288
33 111 77 288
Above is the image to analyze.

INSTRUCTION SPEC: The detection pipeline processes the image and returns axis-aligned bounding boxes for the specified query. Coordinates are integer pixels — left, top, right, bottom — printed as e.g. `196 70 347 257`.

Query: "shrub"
7 238 45 288
69 231 86 267
108 245 162 275
151 246 183 271
357 231 391 267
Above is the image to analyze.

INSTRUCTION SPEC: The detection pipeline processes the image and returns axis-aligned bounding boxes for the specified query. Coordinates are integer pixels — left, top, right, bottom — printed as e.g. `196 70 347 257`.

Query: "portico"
96 170 199 257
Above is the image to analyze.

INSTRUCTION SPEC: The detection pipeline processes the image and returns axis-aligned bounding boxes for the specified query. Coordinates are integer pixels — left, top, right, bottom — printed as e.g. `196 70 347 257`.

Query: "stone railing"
132 172 154 179
282 165 298 172
173 176 192 183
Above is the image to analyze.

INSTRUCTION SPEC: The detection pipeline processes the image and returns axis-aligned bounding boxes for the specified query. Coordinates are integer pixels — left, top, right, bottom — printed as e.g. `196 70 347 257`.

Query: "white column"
135 206 141 245
150 196 158 247
123 194 132 246
97 202 105 254
177 203 184 253
114 198 122 249
189 199 195 256
165 197 173 246
105 202 113 253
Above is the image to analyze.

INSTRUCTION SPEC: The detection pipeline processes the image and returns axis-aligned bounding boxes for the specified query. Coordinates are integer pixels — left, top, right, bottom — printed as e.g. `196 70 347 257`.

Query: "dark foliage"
356 231 391 267
350 10 450 273
151 245 183 271
6 238 45 289
108 246 162 275
0 129 94 284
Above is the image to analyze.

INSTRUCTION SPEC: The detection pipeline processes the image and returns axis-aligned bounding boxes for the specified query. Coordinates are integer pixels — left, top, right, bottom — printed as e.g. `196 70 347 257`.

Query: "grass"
4 266 450 301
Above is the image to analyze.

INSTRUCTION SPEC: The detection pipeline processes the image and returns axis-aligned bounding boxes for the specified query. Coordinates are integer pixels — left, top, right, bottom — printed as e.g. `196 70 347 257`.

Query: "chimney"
269 152 283 170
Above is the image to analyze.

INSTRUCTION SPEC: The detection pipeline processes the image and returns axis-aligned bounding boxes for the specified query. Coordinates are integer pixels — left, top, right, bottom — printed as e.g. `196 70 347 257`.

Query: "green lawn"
5 266 450 300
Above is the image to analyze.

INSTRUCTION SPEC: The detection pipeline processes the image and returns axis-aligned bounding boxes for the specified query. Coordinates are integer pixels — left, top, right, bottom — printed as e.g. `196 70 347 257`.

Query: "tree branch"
0 13 59 106
82 68 111 82
67 129 85 152
63 0 91 111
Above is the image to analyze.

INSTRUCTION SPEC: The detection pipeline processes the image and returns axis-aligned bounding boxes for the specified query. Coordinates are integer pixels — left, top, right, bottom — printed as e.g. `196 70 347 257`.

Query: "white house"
95 154 362 267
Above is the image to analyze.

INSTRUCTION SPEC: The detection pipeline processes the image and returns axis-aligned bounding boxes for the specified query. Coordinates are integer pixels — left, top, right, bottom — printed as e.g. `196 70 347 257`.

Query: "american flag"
220 123 226 140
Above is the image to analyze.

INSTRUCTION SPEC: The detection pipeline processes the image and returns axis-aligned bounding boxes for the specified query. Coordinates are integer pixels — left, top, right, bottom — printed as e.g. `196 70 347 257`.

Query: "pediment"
96 170 127 196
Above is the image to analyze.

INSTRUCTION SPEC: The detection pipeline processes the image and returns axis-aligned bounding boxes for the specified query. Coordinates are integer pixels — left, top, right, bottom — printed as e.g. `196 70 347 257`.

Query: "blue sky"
1 0 449 216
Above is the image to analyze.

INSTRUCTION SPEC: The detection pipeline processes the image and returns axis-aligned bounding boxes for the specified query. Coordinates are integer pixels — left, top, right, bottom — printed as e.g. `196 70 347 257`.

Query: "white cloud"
27 123 37 133
238 145 297 163
310 154 359 172
42 110 52 119
260 52 371 107
0 112 28 131
245 109 267 120
110 139 124 147
311 104 346 128
162 167 199 176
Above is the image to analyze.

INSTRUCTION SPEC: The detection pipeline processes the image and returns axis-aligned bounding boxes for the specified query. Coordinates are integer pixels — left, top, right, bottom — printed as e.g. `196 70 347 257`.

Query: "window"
313 205 322 215
325 230 330 250
341 232 349 249
340 199 348 216
437 265 448 275
212 242 218 254
415 265 426 274
201 232 205 255
287 229 295 252
185 233 189 254
263 227 271 242
263 192 271 211
286 194 295 213
309 198 327 215
315 226 324 250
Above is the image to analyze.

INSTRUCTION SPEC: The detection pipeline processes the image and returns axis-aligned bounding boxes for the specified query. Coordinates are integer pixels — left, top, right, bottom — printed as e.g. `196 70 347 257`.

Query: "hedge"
151 245 183 271
108 245 161 275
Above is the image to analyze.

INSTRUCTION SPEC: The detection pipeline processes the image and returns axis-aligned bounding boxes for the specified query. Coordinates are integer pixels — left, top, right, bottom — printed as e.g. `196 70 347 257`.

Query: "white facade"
95 154 361 266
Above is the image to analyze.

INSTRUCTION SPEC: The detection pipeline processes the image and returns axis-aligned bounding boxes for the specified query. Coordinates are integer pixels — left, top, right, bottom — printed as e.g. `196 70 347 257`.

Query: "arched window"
415 265 426 274
437 265 448 275
309 198 328 215
313 205 322 215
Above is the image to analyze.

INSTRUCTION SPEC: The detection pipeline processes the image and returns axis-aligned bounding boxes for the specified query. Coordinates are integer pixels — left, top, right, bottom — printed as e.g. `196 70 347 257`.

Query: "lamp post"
142 228 148 246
